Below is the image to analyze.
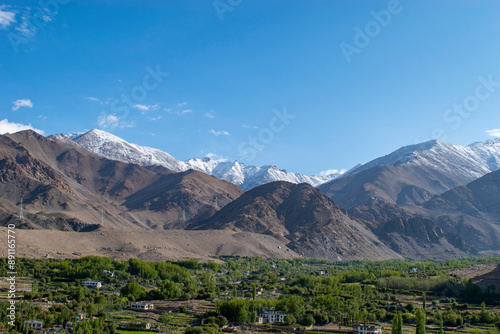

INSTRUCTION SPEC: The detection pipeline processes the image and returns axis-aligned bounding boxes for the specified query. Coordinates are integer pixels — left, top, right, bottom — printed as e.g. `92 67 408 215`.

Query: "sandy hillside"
0 227 299 262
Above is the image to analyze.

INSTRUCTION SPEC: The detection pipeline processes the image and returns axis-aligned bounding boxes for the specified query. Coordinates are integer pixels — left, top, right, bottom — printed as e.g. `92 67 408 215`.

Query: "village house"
24 320 44 333
81 280 102 288
352 324 383 334
256 308 287 324
130 302 155 310
74 313 86 322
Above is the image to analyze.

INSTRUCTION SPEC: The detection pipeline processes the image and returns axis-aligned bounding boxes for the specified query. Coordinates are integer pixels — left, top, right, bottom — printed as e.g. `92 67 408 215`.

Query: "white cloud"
176 101 188 107
243 124 258 129
165 106 193 116
486 129 500 137
85 96 101 102
319 169 347 177
209 129 230 136
97 113 135 129
133 103 160 113
205 153 228 162
0 119 44 135
205 111 215 118
16 13 36 38
12 99 33 111
0 5 16 29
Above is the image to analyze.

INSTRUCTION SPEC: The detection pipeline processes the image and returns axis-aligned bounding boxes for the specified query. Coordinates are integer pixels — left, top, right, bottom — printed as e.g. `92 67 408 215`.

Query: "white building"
81 280 102 288
257 308 287 324
352 325 383 334
130 302 154 310
24 320 43 333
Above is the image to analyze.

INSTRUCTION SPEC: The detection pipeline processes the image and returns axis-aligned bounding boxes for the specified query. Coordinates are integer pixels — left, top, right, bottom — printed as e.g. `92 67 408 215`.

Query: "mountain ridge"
64 129 341 190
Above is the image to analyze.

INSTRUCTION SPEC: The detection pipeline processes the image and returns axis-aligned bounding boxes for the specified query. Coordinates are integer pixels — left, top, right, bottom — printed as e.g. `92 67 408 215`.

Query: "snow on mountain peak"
344 138 500 184
65 129 341 190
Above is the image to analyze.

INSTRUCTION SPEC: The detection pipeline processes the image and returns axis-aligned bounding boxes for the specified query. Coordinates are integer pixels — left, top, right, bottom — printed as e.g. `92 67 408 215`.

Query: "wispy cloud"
12 99 33 111
85 96 101 103
205 152 228 162
209 129 230 136
243 124 258 129
14 10 53 38
165 104 193 115
133 103 160 113
486 129 500 137
0 119 44 135
319 169 346 177
0 5 16 29
205 110 215 118
97 113 135 129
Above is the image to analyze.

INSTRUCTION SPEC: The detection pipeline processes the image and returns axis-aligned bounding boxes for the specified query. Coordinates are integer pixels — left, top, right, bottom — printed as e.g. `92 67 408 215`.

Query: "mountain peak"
75 129 125 143
67 130 340 190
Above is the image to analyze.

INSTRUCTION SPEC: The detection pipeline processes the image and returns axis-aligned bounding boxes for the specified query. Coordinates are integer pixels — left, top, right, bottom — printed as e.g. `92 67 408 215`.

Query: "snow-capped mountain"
345 139 500 185
185 157 339 190
319 138 500 210
65 129 340 190
67 129 187 172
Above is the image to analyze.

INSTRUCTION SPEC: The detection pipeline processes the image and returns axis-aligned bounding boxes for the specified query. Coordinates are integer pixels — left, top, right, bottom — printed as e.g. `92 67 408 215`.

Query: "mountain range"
68 129 340 190
1 128 500 261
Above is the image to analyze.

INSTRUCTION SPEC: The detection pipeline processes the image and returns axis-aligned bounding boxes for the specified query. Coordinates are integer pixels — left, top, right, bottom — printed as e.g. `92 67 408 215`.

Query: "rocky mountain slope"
346 169 500 254
471 264 500 291
1 131 243 231
320 139 500 210
195 181 401 261
2 129 499 261
373 217 474 260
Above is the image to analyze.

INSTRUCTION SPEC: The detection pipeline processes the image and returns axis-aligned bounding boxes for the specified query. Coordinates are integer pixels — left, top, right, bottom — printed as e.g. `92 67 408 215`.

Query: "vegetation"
0 256 499 333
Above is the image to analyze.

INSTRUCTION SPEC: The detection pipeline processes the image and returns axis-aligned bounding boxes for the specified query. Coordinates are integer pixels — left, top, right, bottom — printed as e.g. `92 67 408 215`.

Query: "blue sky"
1 0 500 175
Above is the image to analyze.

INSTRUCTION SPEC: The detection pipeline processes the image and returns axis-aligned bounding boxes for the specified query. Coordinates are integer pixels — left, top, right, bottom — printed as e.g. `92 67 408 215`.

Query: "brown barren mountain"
0 131 243 231
471 264 500 291
196 181 401 261
373 217 474 260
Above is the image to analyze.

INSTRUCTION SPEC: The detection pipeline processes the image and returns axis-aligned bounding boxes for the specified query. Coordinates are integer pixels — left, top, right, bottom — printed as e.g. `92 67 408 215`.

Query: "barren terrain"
0 227 299 262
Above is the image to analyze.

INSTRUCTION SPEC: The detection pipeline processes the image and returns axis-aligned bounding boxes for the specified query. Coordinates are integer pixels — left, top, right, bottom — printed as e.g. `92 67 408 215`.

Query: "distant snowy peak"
346 138 500 183
66 129 340 190
72 129 188 172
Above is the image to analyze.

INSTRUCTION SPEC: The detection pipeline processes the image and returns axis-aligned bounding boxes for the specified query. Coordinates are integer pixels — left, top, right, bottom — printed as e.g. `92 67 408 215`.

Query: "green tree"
120 282 145 301
416 308 426 334
438 317 444 334
305 315 315 327
285 314 296 325
422 293 426 311
184 327 204 334
216 315 228 327
392 311 402 334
